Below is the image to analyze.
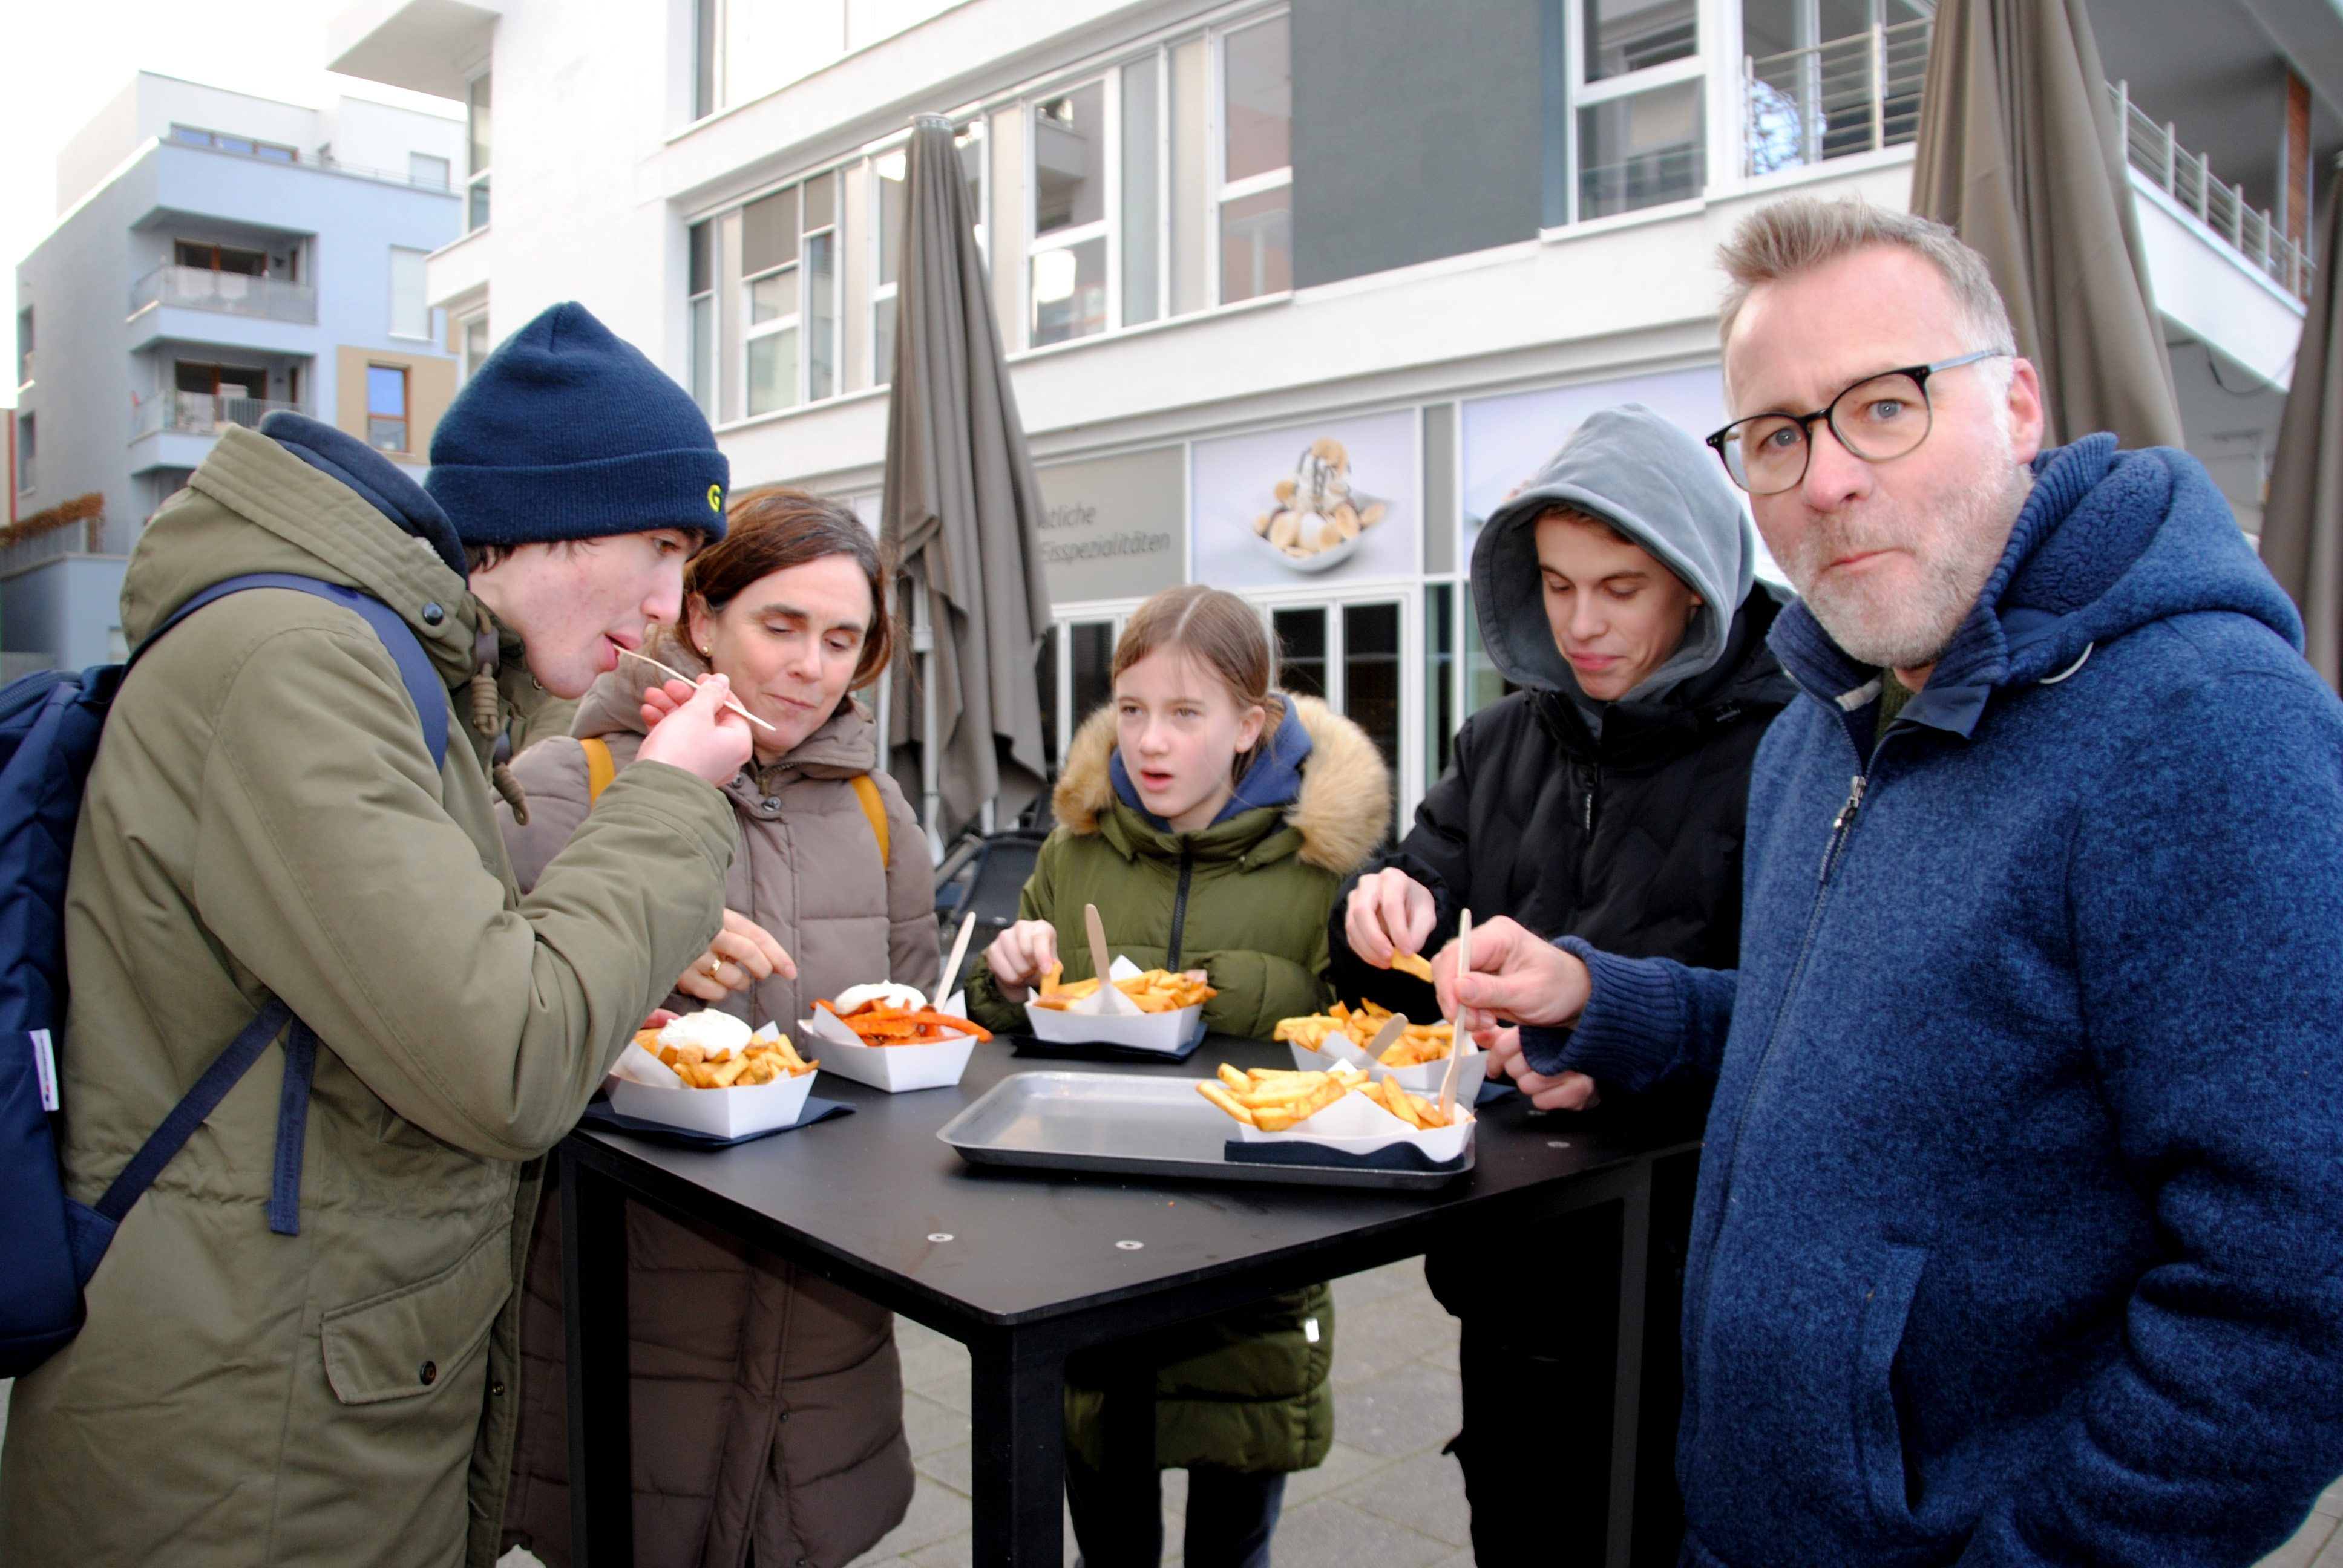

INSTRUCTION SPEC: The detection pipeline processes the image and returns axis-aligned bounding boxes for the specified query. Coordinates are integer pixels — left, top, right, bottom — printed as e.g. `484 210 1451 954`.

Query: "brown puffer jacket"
495 630 936 1568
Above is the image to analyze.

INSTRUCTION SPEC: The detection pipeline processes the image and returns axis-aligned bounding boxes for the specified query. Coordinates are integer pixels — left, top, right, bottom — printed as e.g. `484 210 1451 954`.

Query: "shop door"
1270 599 1403 841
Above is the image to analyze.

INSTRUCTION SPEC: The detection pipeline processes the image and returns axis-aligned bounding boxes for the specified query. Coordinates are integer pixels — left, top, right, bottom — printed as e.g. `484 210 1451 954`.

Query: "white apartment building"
8 73 463 668
326 0 2332 826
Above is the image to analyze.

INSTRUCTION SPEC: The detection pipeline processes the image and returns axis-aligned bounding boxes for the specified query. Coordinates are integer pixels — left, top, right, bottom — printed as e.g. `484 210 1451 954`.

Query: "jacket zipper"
1165 843 1195 970
1686 730 1875 1451
1582 763 1601 834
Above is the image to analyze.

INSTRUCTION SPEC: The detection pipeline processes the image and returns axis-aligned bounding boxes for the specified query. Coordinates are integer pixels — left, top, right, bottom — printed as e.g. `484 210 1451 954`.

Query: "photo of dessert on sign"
1251 437 1389 573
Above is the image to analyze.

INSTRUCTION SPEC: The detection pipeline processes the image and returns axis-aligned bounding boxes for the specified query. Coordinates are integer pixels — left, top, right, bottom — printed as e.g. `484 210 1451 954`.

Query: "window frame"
365 363 411 454
1208 10 1293 309
1554 0 1714 227
1026 76 1118 350
465 73 493 233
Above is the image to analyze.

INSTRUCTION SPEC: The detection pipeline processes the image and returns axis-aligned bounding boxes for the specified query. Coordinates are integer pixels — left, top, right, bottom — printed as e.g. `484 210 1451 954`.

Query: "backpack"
579 734 891 865
0 573 449 1377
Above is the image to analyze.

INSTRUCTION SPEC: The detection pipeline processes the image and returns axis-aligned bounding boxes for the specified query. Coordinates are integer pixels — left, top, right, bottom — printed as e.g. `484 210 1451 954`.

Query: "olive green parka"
0 426 736 1568
964 694 1389 1474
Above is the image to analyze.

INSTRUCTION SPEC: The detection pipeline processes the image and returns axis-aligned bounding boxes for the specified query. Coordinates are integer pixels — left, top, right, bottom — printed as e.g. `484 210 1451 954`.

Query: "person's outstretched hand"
985 920 1060 1003
675 909 796 1002
1433 915 1591 1034
1345 869 1437 967
637 674 752 786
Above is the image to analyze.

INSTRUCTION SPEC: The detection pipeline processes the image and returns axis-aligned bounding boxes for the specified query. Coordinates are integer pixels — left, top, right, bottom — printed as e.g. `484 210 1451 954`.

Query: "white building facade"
7 73 462 669
328 0 2335 829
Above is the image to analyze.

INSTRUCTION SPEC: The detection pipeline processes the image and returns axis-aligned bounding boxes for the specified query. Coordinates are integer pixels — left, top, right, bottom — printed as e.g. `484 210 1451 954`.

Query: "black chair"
936 829 1048 949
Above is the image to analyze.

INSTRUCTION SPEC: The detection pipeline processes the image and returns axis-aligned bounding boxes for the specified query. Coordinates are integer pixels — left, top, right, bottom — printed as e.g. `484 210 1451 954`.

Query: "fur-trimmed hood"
1050 694 1389 877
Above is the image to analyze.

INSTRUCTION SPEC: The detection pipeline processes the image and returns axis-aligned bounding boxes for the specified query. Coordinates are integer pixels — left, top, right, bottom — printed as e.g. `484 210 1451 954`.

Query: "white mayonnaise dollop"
656 1010 754 1060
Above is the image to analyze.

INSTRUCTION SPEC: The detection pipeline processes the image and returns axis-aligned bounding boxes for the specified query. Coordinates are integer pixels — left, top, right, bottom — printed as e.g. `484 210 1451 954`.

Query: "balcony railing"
1745 18 1933 178
128 265 317 324
2114 81 2311 299
131 390 301 441
1742 25 2313 303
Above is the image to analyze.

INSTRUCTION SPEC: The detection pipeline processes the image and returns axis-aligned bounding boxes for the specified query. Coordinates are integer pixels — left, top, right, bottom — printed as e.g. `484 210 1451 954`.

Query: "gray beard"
1786 466 2031 671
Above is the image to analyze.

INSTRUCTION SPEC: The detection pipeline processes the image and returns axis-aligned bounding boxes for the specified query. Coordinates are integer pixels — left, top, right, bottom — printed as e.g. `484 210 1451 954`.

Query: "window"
687 221 715 417
168 125 298 162
1556 0 1706 223
175 241 267 276
1031 83 1109 347
389 247 430 339
804 172 837 401
409 152 450 190
1217 17 1292 303
15 307 28 388
742 186 799 415
1742 0 1932 176
461 315 490 383
15 414 31 494
367 365 410 452
467 74 493 231
693 0 719 120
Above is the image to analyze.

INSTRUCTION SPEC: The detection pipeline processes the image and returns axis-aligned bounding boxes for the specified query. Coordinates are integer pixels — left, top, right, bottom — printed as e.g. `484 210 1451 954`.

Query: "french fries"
1390 950 1434 983
632 1027 818 1088
1272 1000 1453 1067
814 998 992 1045
1193 1062 1457 1131
1032 965 1217 1014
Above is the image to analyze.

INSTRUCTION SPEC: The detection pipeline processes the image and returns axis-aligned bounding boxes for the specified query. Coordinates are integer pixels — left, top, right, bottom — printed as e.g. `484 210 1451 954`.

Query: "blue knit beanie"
425 302 729 546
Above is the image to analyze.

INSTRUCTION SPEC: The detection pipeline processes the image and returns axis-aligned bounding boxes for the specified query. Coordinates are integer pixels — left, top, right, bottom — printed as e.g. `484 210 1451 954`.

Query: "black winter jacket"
1328 591 1795 1022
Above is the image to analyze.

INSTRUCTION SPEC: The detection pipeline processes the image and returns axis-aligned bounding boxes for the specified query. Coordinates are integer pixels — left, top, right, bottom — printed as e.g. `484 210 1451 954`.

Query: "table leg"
1604 1161 1653 1568
969 1328 1067 1567
561 1146 635 1568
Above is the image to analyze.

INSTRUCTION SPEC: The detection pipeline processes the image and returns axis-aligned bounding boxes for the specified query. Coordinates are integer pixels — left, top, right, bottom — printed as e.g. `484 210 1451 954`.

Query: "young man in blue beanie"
1440 199 2343 1566
1 301 755 1568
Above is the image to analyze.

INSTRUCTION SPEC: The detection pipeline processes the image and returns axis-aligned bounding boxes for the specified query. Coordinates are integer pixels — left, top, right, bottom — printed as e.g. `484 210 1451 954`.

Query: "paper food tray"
605 1039 816 1138
1023 956 1204 1054
803 990 979 1093
1287 1040 1486 1102
1234 1085 1475 1164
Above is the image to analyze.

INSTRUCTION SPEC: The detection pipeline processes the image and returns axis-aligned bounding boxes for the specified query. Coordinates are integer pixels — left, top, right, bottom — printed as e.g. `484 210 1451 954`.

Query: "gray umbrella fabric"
880 114 1054 840
1910 0 2184 451
2261 165 2343 691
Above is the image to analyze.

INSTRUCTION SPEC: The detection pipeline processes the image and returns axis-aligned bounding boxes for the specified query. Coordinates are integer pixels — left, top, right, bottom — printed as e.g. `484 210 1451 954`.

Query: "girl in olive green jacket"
966 586 1389 1568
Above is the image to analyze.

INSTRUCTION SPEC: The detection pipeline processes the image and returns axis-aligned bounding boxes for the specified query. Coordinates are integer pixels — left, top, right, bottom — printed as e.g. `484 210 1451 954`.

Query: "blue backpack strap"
69 998 293 1284
134 572 449 771
267 1021 319 1237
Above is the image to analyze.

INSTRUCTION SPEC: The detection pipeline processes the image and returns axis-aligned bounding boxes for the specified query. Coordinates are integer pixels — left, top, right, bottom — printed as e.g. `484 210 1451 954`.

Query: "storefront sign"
1034 446 1187 604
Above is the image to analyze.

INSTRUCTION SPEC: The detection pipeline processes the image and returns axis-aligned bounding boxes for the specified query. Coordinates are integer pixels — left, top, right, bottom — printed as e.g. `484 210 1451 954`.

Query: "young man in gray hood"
1329 403 1794 1564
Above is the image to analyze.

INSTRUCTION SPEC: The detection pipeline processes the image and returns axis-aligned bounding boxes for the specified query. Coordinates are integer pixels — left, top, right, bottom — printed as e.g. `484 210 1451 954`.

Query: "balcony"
128 265 317 325
131 390 301 441
1740 22 2312 309
1745 18 1932 178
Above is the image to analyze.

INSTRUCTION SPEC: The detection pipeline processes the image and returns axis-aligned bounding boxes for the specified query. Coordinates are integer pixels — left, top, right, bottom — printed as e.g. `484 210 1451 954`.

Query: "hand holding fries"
984 920 1061 1001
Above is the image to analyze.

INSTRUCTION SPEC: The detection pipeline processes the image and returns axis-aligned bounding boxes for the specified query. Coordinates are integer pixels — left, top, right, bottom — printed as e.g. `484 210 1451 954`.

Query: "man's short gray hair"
1716 196 2018 361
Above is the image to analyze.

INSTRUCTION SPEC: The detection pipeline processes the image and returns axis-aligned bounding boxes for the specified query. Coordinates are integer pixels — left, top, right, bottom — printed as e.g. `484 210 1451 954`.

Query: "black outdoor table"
558 1034 1704 1567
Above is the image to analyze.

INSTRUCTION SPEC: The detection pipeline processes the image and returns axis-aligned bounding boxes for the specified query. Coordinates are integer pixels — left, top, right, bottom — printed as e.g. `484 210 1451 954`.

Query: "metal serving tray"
936 1071 1470 1191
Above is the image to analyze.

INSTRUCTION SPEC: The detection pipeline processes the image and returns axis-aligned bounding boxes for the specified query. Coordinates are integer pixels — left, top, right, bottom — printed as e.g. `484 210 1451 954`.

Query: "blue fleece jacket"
1525 437 2343 1567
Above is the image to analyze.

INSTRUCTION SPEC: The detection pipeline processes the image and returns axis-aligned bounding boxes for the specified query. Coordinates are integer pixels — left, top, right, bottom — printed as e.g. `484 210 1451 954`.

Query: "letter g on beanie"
425 301 730 546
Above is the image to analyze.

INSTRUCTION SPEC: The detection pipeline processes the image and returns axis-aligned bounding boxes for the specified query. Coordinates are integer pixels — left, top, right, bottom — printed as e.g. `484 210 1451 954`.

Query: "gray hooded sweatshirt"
1474 403 1758 710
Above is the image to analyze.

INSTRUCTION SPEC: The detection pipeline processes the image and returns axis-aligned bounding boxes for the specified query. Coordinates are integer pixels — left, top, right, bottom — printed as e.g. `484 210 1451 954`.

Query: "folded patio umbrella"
1910 0 2184 451
880 114 1054 844
2261 165 2343 691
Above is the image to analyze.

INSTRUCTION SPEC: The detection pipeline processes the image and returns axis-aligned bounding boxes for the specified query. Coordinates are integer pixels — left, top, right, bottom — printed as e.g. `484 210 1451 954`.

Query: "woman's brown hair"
686 487 891 687
1112 586 1285 776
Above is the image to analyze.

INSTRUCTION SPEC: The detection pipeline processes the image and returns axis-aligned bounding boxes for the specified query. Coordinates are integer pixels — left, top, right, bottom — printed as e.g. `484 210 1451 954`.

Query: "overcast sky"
3 0 460 411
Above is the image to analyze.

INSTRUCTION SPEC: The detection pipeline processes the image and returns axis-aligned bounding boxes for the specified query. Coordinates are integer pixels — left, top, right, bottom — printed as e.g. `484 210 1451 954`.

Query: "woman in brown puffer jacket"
495 489 934 1568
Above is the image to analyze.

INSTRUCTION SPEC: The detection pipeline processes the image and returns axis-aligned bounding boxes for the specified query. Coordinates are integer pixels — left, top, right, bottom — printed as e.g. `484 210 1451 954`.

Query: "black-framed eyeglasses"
1704 349 2009 495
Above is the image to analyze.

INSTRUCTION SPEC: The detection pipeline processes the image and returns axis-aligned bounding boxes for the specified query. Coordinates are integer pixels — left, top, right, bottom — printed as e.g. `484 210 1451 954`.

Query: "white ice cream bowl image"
606 1013 816 1137
802 983 981 1093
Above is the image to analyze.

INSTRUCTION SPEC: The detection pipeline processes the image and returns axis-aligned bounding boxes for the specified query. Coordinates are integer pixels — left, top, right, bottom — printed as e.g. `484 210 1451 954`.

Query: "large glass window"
1273 607 1327 700
1121 57 1161 327
467 74 492 231
16 307 31 388
388 247 430 339
693 0 719 121
1217 18 1291 304
1578 81 1703 217
1583 0 1696 80
804 172 838 401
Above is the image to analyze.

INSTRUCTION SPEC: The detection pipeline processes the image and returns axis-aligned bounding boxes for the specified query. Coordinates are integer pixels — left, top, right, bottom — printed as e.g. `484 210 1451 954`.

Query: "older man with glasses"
1438 196 2343 1567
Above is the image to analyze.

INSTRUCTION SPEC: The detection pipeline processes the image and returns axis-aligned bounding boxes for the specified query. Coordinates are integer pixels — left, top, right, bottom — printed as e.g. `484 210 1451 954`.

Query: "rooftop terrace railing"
2112 80 2311 300
129 264 317 324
